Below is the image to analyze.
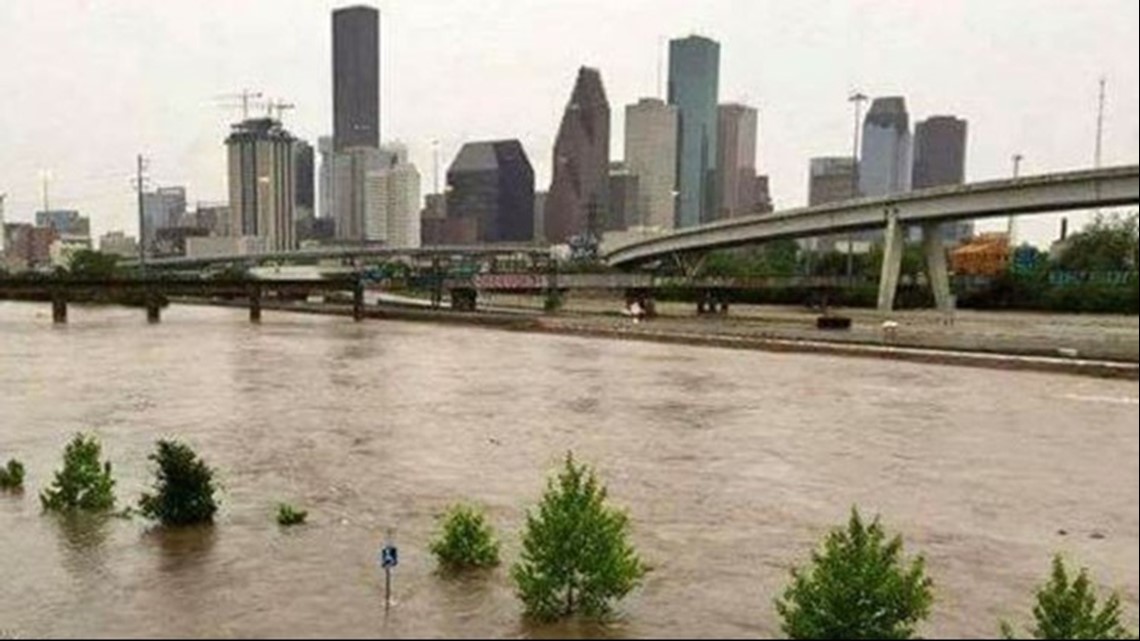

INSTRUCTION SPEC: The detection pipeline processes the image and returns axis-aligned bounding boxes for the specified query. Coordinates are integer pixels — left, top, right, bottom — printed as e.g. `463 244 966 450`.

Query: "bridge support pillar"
922 223 954 314
51 296 68 325
877 211 906 313
146 294 162 324
450 288 477 312
249 286 262 324
353 280 365 322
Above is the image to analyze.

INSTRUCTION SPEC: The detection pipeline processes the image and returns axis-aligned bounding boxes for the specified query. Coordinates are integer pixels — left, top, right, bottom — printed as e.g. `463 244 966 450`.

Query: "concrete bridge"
0 277 365 324
603 166 1140 313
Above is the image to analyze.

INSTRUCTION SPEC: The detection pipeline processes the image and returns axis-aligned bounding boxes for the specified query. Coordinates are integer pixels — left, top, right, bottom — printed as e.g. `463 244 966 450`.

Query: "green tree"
139 440 218 527
0 459 26 491
40 434 116 512
66 250 120 279
511 453 645 622
1055 213 1139 273
776 509 934 640
430 504 501 571
1001 556 1137 640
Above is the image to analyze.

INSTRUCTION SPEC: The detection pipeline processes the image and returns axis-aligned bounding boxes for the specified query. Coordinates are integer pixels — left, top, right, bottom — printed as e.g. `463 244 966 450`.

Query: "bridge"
0 277 365 324
132 243 550 271
603 165 1140 313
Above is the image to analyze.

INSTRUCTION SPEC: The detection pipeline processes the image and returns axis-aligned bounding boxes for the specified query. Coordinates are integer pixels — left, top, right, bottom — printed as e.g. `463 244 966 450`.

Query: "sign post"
380 537 398 611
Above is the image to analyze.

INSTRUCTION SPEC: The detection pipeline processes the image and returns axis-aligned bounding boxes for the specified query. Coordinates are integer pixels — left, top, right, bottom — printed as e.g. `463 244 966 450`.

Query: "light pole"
847 92 869 282
1007 154 1024 243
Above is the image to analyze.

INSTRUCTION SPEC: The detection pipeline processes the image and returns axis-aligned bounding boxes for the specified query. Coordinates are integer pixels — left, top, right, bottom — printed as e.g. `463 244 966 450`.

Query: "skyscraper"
913 116 968 189
716 103 759 219
364 159 421 248
607 163 640 232
808 157 858 207
669 35 720 228
913 116 971 242
332 5 380 152
318 136 335 220
226 117 296 252
859 97 912 198
545 67 610 244
293 140 315 221
332 146 389 242
625 98 678 231
446 140 535 244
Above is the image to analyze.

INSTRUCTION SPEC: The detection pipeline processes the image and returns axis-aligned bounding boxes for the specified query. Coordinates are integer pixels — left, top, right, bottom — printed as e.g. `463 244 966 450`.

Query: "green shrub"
276 503 308 527
138 440 218 527
40 434 116 512
1001 556 1137 640
430 504 501 571
776 509 934 640
511 453 645 622
0 459 26 491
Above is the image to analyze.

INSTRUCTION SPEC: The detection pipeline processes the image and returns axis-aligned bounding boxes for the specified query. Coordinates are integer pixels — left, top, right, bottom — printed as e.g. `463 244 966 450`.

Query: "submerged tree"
776 509 934 640
0 459 26 491
1001 556 1137 640
511 453 645 622
430 504 501 571
139 440 218 527
40 434 116 512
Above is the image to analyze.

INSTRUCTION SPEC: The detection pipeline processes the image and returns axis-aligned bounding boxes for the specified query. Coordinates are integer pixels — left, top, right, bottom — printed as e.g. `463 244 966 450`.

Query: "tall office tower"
808 157 859 207
332 5 380 152
625 98 679 231
545 67 610 244
808 157 859 252
293 140 315 221
332 146 389 242
225 117 296 252
140 187 186 251
716 103 760 219
364 160 421 248
607 163 640 232
912 116 967 189
446 140 535 244
669 35 720 228
913 115 971 242
318 136 335 220
859 97 912 198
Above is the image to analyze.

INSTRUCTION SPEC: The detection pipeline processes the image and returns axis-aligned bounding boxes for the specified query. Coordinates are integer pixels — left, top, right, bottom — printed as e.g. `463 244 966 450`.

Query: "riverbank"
176 297 1140 381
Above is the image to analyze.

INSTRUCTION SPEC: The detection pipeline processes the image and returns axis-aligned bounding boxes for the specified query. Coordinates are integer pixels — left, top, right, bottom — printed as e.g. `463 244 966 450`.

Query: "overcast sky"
2 0 1138 247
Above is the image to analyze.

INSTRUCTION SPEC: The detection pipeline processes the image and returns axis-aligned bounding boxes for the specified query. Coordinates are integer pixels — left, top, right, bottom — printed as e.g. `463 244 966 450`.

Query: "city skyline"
1 0 1137 248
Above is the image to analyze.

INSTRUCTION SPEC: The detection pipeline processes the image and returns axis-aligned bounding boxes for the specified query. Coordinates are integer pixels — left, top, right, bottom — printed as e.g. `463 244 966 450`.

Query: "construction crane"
214 89 264 120
265 99 296 122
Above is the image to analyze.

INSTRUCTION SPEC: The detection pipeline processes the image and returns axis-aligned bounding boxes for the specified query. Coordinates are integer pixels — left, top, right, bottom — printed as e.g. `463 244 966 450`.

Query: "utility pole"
1095 77 1106 170
40 170 52 213
847 92 869 283
136 155 149 271
1007 154 1023 243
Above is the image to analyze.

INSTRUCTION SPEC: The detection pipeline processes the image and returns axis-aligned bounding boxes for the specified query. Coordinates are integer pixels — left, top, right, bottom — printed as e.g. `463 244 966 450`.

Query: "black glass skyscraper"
333 6 380 152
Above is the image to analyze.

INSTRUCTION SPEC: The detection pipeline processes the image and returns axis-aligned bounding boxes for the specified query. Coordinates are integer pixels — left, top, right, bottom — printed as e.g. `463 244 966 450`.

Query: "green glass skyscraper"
669 36 720 228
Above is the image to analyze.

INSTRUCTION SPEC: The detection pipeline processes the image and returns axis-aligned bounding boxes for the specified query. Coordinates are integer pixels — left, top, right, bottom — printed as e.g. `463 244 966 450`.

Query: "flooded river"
1 302 1137 638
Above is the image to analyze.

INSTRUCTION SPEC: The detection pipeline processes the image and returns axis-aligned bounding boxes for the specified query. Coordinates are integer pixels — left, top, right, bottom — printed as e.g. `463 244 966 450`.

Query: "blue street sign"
381 545 399 569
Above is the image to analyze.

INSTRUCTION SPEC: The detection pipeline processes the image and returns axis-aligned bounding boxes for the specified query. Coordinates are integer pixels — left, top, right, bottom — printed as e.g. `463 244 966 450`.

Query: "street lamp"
1007 154 1024 242
847 92 869 282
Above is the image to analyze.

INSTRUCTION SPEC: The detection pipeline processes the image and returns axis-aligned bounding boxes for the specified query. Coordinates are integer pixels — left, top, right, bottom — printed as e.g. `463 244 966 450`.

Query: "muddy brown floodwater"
1 302 1137 639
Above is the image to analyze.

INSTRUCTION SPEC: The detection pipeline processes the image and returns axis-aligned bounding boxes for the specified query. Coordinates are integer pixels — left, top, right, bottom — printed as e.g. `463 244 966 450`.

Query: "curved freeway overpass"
604 165 1139 312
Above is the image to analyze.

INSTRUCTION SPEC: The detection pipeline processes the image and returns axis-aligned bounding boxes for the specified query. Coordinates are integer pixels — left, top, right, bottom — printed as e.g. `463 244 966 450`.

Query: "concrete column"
249 286 262 324
353 281 365 322
922 223 954 313
51 297 68 325
877 210 906 313
146 294 162 324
